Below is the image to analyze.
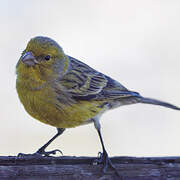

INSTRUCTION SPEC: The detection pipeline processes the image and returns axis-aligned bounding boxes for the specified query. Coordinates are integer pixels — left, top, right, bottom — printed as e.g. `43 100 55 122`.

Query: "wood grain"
1 156 180 179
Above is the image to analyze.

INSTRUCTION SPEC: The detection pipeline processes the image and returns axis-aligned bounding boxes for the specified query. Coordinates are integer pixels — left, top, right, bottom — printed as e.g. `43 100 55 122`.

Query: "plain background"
0 0 180 157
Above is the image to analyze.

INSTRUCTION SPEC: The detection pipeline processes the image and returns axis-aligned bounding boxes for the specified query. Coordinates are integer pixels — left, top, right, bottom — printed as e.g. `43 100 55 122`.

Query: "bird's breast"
16 81 106 128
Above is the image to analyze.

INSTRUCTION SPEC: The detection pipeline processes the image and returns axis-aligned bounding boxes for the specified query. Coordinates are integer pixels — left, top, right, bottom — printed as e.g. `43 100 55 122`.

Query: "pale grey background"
0 0 180 157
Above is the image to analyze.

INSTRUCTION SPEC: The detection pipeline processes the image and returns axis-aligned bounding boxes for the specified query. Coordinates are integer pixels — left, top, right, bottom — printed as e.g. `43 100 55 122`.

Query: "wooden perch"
1 156 180 179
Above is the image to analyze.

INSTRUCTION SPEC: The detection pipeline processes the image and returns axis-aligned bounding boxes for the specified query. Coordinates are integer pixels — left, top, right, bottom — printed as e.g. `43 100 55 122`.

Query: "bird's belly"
37 102 104 128
20 92 104 128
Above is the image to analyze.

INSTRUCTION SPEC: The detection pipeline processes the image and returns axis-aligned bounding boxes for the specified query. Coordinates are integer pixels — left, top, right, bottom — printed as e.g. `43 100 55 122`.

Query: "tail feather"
137 97 180 110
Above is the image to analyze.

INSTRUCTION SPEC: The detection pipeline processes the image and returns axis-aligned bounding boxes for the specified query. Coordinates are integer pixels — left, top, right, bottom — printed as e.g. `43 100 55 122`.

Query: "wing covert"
57 56 139 101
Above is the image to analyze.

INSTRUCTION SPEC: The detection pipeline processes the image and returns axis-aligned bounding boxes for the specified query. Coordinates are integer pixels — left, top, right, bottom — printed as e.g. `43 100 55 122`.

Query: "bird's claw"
17 149 63 158
17 153 37 158
36 148 63 157
94 151 121 178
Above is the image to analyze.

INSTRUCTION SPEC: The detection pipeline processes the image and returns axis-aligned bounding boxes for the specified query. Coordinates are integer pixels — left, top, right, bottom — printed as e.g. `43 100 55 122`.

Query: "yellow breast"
16 80 104 128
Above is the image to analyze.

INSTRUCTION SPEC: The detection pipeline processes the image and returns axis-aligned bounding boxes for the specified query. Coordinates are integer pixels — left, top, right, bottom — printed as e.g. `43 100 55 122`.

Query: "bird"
16 36 180 174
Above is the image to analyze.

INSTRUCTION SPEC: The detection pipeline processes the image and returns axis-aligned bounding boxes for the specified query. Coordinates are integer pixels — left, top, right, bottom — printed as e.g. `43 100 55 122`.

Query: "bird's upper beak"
21 52 37 66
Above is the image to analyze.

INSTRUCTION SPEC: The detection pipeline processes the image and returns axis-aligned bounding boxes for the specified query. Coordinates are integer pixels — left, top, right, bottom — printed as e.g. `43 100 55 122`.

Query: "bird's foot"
36 148 63 157
18 149 62 158
94 150 122 178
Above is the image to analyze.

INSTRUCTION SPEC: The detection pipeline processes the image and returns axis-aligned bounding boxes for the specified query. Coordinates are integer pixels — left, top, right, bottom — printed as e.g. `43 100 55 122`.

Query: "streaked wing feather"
59 56 139 100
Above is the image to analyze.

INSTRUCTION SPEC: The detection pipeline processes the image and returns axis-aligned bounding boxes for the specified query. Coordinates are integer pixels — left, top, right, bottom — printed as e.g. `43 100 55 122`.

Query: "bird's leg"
35 128 65 156
93 119 120 177
18 128 65 157
96 129 120 175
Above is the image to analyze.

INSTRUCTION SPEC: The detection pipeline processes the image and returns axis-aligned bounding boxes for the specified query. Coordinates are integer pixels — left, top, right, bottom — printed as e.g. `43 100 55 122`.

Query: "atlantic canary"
16 36 180 173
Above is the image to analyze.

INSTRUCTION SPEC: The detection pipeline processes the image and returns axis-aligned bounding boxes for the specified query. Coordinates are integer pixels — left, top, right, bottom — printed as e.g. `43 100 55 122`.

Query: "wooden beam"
0 156 180 179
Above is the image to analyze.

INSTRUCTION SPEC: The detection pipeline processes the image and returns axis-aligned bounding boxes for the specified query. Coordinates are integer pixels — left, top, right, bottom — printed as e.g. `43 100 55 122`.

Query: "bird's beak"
22 52 38 66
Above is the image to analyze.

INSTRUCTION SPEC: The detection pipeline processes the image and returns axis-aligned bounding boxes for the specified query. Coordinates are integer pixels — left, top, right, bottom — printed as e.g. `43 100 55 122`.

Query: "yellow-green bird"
16 36 180 173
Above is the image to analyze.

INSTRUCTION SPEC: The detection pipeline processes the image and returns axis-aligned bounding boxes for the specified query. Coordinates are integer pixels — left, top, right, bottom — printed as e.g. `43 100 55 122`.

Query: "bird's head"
16 36 69 82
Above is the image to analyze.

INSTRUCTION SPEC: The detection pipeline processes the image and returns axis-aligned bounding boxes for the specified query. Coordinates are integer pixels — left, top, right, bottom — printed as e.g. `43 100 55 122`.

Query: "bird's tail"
136 96 180 110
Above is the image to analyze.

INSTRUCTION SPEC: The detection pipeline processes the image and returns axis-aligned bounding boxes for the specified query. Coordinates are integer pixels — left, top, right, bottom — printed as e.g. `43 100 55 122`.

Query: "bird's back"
59 56 140 108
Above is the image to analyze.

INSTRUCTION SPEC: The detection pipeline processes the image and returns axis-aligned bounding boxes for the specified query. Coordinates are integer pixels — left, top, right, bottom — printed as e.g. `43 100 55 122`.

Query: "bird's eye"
44 55 51 61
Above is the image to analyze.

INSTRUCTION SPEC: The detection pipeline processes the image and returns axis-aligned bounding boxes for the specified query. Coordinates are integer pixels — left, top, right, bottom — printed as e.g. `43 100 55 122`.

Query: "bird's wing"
58 56 139 100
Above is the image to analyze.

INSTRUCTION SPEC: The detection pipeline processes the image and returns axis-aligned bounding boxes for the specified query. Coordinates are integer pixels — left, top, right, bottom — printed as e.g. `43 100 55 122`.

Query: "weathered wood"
1 156 180 179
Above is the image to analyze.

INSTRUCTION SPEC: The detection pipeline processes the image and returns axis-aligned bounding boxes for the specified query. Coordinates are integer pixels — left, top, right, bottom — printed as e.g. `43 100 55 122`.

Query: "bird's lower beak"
22 52 37 66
